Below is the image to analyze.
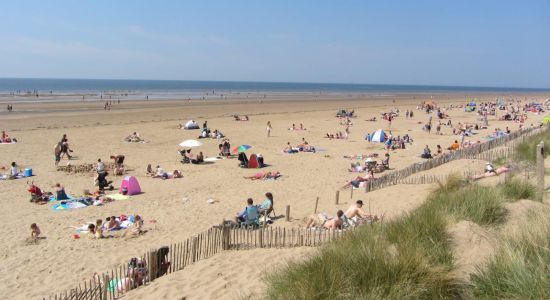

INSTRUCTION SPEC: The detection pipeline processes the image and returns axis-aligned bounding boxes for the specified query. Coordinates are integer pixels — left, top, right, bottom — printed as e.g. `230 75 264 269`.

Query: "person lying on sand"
243 171 282 180
344 153 378 160
233 115 249 121
152 165 169 179
124 132 143 143
342 171 375 189
349 162 365 173
325 132 346 139
305 210 344 229
471 164 510 180
1 131 16 143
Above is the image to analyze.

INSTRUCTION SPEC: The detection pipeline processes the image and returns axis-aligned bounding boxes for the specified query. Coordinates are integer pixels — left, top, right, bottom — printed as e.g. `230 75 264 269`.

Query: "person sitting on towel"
54 183 69 200
191 152 204 164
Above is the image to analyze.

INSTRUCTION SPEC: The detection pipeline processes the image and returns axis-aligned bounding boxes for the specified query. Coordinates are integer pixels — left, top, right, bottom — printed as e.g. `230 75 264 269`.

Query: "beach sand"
0 93 547 299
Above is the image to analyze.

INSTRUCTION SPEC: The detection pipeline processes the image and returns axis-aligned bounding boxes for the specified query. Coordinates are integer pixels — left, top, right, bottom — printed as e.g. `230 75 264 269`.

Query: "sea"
0 78 548 102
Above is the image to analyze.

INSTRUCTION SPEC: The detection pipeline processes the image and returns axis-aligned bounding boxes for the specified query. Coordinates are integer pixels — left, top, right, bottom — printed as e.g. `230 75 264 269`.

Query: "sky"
0 0 549 88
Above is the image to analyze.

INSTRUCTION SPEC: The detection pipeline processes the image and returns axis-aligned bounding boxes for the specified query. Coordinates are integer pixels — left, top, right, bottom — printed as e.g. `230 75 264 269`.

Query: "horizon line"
1 76 549 91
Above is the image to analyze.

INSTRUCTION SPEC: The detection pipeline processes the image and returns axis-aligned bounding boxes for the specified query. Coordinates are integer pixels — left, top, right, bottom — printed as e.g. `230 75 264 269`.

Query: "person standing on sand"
267 121 272 137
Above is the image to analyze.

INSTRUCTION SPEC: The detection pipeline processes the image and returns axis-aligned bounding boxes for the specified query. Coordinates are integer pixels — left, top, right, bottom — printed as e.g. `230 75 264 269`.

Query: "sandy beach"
0 93 548 299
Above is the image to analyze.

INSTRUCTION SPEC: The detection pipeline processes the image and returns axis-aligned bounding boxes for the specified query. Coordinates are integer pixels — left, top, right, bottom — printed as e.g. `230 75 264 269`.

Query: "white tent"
371 129 387 143
179 139 202 147
184 120 199 130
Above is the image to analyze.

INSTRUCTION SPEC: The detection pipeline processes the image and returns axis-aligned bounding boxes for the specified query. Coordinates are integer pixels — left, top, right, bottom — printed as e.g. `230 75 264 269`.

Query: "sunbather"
1 131 15 143
152 165 169 179
191 152 204 164
305 210 344 229
125 132 143 143
342 171 375 189
105 216 121 231
344 200 380 225
471 165 510 180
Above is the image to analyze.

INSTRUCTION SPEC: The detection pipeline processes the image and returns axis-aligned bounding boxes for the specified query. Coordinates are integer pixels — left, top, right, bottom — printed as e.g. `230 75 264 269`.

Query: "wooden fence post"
536 141 545 201
335 190 340 204
102 274 109 300
222 224 230 250
147 249 158 282
285 205 290 221
314 197 319 214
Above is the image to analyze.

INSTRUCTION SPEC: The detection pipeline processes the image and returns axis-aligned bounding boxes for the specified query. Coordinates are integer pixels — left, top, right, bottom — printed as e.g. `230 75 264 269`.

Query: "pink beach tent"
119 176 141 195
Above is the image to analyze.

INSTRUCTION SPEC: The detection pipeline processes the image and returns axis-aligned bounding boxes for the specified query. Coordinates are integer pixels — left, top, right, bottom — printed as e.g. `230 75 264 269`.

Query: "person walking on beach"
266 121 272 137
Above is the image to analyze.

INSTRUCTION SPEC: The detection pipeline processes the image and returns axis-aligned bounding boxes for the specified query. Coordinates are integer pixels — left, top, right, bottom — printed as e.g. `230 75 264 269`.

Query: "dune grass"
470 207 550 299
514 127 550 163
501 177 537 201
265 175 522 299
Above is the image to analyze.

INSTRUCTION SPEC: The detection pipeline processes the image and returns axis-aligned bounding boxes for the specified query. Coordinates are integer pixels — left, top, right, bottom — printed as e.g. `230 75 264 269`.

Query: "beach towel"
204 157 222 162
106 193 130 201
52 199 88 211
0 141 17 145
0 173 28 180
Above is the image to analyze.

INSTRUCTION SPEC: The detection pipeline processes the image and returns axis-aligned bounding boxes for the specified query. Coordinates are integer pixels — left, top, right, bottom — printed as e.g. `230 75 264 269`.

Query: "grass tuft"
514 127 550 163
500 177 537 200
470 207 550 299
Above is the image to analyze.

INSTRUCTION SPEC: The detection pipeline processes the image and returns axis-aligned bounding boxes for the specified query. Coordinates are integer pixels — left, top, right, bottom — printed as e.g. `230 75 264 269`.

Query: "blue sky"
0 0 549 88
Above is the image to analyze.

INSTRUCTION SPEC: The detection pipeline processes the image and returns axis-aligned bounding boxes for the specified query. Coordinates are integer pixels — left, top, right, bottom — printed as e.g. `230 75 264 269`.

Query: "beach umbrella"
233 144 252 153
467 102 477 106
179 139 202 147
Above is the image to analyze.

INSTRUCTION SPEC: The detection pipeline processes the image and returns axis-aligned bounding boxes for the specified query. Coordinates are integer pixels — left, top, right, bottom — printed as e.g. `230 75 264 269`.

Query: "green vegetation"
514 127 550 163
265 175 539 299
501 177 536 201
470 207 550 299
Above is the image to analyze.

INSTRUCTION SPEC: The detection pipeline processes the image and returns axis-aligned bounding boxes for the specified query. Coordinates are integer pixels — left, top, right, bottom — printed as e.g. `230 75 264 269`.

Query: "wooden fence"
43 125 547 300
43 226 351 300
364 126 547 193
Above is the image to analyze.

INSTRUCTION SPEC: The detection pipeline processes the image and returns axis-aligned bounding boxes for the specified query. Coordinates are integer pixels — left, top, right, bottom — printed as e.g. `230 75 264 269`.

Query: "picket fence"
364 125 547 193
43 226 352 300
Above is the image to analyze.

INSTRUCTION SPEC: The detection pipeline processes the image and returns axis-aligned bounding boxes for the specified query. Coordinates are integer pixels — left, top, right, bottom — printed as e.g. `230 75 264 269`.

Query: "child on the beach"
95 219 104 239
30 223 41 239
